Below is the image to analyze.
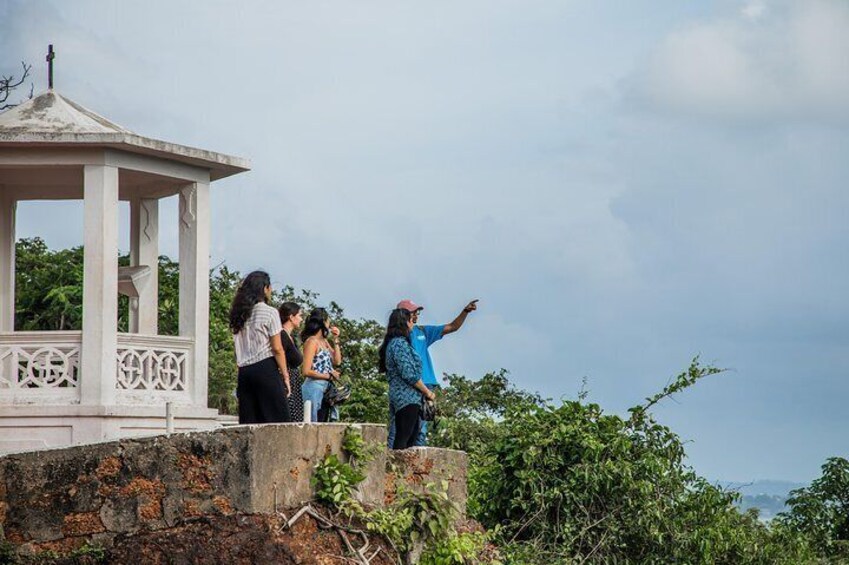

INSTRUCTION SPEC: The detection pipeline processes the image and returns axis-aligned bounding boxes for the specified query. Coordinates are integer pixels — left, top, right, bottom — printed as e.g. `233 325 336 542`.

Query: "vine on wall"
311 427 498 565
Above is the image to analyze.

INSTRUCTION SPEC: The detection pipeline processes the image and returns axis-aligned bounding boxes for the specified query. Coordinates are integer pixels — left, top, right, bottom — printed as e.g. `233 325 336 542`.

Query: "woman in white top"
229 271 291 424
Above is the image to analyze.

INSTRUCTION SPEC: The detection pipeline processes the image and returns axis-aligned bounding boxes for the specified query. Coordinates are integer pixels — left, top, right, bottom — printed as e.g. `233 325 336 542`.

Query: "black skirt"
287 367 304 422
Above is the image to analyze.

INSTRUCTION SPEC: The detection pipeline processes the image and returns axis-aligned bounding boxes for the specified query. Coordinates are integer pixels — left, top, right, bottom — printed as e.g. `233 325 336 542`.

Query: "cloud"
741 0 768 21
4 0 849 483
628 0 849 122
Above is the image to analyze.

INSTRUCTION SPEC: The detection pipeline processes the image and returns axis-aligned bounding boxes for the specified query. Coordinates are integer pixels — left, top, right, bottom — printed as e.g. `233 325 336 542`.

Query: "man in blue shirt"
387 298 478 447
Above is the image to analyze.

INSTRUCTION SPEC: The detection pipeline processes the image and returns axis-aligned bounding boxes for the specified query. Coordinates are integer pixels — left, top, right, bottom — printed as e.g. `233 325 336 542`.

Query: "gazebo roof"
0 90 250 180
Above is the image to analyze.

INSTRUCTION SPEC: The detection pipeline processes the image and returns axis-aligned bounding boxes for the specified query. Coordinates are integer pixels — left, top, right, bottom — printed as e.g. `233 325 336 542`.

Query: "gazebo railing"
0 331 82 404
0 332 195 405
115 333 194 404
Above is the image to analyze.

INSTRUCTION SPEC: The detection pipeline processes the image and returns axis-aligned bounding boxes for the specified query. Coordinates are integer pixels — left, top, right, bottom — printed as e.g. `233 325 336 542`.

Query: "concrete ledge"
247 423 387 511
0 424 468 556
0 404 220 417
0 406 222 456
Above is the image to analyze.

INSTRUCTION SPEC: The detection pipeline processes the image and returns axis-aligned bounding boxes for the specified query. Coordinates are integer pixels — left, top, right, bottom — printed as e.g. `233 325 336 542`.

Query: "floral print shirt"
310 347 333 376
386 337 424 411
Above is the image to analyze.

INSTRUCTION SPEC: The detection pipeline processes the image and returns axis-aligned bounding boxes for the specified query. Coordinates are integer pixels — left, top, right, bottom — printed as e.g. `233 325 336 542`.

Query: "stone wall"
0 423 467 557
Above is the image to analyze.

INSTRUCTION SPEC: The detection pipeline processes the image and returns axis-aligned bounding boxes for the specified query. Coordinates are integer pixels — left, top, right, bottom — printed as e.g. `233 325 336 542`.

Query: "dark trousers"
392 403 421 450
237 357 290 424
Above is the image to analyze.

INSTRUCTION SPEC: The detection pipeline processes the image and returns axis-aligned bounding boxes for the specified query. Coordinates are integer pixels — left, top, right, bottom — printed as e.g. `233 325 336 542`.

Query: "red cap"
396 299 423 313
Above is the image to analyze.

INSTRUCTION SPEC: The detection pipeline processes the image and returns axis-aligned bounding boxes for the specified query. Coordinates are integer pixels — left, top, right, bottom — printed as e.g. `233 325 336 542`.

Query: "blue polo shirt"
410 325 444 387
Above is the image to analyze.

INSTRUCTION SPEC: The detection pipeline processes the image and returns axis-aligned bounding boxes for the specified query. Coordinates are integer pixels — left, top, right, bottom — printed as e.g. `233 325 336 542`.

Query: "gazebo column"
80 165 119 407
0 189 15 332
129 197 159 334
178 182 210 408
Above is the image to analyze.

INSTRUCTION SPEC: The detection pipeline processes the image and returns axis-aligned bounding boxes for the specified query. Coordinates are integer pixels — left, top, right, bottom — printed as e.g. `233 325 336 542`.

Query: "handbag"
420 397 437 422
323 382 352 406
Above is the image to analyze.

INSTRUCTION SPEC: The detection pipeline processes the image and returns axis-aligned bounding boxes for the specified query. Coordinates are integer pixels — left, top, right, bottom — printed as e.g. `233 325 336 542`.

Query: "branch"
578 530 611 565
628 356 725 425
0 61 33 110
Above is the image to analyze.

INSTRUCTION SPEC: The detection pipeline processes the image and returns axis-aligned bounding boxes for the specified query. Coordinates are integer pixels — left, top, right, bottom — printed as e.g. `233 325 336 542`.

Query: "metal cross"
46 45 55 89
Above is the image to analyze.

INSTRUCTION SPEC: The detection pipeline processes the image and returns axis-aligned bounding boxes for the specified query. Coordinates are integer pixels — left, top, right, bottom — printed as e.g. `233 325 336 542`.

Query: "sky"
1 0 847 483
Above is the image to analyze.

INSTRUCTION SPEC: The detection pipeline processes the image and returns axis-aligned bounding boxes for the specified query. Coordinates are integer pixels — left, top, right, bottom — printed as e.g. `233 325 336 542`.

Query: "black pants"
393 403 421 450
237 357 290 424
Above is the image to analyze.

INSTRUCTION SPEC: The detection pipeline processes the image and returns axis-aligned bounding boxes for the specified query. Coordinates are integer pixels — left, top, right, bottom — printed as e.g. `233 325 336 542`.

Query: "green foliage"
365 482 461 557
312 426 377 507
402 482 459 550
311 453 367 506
420 532 490 565
0 540 106 564
773 457 849 560
341 426 382 466
366 482 501 564
627 356 723 425
312 428 489 563
15 239 134 335
15 238 84 331
364 495 416 553
54 541 106 564
462 359 815 564
429 370 544 455
0 539 15 565
205 264 243 413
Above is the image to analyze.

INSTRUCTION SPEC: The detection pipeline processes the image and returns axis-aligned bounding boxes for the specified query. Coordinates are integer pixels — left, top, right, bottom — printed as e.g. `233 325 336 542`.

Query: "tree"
1 61 32 111
15 238 84 331
450 360 813 563
428 369 544 455
773 457 849 559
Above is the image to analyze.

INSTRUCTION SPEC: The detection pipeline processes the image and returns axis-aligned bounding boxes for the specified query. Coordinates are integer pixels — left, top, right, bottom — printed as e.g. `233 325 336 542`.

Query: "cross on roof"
46 45 55 89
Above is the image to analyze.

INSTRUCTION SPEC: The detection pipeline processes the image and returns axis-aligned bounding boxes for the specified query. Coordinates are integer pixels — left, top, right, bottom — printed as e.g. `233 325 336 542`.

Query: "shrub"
468 359 814 563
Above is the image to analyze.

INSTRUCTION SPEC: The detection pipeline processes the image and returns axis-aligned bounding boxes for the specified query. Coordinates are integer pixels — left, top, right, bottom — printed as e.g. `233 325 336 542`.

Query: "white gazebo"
0 90 249 453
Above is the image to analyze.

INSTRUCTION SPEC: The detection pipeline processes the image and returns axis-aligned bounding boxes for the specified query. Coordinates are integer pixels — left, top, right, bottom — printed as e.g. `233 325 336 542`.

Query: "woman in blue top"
378 308 436 449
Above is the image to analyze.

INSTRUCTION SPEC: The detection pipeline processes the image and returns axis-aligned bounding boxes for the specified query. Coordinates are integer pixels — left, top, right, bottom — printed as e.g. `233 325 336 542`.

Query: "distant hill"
718 479 806 521
723 479 806 497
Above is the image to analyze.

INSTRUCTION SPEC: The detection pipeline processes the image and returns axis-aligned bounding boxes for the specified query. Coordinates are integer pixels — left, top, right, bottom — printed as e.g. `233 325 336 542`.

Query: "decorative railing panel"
1 332 194 406
0 332 82 404
115 334 194 403
116 347 186 391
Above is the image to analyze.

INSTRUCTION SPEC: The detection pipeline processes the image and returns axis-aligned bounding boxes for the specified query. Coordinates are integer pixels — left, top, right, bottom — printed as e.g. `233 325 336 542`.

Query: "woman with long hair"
300 308 343 423
278 301 305 422
229 271 291 424
379 308 435 449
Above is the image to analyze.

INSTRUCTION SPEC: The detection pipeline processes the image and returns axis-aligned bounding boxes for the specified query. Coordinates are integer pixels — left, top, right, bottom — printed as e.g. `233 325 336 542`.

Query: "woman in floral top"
378 308 436 449
301 308 343 423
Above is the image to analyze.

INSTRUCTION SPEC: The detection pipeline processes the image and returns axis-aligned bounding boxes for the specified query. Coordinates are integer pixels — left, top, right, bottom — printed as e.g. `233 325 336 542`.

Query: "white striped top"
233 302 283 367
